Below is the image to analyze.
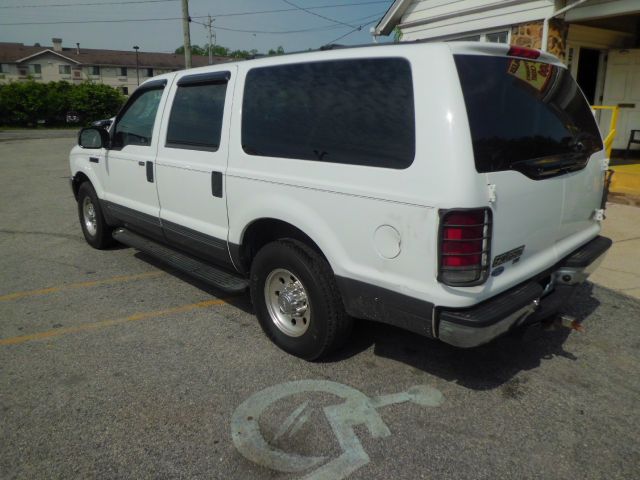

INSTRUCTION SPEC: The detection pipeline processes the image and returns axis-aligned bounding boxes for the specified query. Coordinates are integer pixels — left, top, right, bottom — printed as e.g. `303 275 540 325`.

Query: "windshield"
454 55 603 178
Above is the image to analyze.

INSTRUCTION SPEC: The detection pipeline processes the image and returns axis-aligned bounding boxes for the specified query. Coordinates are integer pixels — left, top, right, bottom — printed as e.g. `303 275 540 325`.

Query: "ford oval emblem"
491 266 505 277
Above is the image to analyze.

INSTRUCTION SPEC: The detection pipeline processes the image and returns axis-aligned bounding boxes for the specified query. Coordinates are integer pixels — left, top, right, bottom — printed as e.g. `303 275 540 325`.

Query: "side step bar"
112 228 248 294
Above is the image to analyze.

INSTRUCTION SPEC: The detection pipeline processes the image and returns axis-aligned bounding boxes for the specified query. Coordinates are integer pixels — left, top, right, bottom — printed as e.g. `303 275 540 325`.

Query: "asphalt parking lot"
1 130 639 479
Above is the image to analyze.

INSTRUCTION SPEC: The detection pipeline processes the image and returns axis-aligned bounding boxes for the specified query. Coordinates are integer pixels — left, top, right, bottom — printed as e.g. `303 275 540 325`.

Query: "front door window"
113 88 163 148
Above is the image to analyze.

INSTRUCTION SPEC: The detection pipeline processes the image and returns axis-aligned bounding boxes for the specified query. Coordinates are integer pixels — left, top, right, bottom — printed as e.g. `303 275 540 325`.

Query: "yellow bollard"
591 105 619 158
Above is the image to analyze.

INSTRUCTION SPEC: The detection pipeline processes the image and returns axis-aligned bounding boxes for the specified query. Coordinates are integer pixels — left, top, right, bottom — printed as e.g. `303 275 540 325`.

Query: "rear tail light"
438 208 492 286
507 46 541 59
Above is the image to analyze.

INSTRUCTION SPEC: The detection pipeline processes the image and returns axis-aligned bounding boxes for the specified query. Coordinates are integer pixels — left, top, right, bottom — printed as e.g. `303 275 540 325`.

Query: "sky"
0 0 395 55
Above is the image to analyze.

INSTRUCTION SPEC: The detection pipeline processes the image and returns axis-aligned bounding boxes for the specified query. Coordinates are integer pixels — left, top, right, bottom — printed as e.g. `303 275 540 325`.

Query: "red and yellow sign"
507 59 552 92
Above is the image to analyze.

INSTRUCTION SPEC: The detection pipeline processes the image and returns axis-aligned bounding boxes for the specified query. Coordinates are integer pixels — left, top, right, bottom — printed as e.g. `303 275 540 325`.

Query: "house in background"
374 0 640 151
0 38 231 96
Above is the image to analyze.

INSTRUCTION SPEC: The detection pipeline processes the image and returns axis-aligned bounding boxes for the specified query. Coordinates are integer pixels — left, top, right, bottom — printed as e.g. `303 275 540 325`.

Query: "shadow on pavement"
126 247 603 390
326 282 601 391
132 251 253 314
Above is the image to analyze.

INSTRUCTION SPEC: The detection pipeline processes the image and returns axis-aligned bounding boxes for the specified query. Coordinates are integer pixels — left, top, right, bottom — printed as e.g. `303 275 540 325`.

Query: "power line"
0 0 177 8
0 17 184 26
325 19 379 45
0 0 391 13
1 9 387 30
204 1 390 18
191 12 385 35
210 1 390 18
206 23 346 35
281 0 356 29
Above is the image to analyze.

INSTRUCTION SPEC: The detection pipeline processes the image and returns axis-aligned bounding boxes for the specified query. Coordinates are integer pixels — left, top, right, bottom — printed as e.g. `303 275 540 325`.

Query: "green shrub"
0 80 126 127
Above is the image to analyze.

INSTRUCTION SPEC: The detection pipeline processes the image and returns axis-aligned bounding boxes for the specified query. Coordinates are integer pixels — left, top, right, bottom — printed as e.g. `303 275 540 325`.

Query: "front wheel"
250 239 352 360
77 182 113 249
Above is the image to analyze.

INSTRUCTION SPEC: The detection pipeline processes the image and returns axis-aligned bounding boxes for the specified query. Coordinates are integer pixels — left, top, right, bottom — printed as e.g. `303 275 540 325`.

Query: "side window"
113 88 164 148
166 80 227 151
241 58 415 169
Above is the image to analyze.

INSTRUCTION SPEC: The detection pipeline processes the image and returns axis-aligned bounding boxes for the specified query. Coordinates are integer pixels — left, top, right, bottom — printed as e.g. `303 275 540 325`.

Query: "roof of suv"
144 40 565 87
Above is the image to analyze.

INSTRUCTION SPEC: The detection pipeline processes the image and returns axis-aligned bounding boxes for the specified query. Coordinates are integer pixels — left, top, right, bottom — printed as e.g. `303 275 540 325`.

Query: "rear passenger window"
166 79 227 151
242 58 415 169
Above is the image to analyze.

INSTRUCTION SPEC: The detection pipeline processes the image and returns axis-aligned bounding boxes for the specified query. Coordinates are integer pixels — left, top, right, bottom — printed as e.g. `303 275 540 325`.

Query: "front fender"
69 145 106 199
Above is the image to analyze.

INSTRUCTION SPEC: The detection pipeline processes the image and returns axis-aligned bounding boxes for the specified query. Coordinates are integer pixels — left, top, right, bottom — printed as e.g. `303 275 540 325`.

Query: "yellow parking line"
0 298 228 346
0 271 164 302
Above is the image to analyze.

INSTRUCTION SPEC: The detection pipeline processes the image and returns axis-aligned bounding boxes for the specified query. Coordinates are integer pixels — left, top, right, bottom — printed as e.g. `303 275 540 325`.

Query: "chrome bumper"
437 235 611 348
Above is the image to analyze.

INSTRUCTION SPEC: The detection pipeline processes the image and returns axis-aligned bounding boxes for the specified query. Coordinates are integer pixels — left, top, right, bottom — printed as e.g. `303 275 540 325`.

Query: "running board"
112 228 248 293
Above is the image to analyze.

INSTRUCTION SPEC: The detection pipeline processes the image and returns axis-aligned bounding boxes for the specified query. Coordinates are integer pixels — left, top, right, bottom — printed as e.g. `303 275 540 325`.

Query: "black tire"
250 239 352 360
77 182 114 249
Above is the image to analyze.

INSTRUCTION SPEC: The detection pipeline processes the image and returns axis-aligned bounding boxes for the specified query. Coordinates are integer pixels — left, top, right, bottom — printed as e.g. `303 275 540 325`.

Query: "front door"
103 80 168 239
602 49 640 150
155 68 236 266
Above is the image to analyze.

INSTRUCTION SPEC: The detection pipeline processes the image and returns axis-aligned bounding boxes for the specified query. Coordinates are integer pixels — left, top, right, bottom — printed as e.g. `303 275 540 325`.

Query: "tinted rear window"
454 55 603 174
166 81 227 151
242 58 415 169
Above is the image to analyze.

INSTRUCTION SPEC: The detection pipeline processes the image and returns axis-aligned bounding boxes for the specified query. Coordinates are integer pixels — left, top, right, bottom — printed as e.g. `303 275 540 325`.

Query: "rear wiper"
511 153 587 179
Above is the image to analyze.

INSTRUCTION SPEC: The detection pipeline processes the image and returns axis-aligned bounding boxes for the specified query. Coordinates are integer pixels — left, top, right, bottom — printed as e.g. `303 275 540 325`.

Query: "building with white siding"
374 0 640 150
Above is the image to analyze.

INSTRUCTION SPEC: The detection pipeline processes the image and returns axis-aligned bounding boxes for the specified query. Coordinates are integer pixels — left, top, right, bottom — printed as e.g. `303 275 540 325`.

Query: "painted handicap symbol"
231 380 444 480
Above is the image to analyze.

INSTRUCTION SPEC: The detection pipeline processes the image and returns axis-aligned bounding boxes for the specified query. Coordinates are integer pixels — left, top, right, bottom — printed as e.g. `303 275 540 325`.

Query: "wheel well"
238 218 326 273
71 172 90 200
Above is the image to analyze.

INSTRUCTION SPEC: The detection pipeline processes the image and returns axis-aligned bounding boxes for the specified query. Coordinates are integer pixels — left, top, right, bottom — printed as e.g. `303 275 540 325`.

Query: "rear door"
601 49 640 149
454 53 605 277
155 67 236 266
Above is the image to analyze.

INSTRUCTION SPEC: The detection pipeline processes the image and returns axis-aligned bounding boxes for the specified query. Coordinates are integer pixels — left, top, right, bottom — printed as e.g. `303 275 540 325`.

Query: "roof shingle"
0 42 231 68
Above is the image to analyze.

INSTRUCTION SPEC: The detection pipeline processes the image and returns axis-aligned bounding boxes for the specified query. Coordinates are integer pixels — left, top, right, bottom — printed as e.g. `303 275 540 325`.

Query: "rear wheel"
250 239 352 360
77 182 113 249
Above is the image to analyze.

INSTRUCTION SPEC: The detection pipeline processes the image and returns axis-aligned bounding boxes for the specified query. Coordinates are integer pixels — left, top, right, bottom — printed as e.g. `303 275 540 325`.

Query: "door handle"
138 161 145 166
89 157 99 163
146 161 154 183
211 171 223 198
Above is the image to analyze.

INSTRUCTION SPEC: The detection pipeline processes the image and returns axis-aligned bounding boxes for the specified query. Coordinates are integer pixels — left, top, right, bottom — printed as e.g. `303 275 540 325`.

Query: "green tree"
228 49 258 59
198 44 231 56
175 44 284 58
68 83 126 123
174 44 207 56
393 26 403 43
268 46 285 56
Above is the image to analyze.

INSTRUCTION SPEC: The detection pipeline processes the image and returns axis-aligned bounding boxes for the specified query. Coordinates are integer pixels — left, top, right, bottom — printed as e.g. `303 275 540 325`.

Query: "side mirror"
78 127 110 149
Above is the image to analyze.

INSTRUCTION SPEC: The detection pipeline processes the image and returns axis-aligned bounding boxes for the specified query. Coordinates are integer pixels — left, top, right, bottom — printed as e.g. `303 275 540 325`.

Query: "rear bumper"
437 235 612 348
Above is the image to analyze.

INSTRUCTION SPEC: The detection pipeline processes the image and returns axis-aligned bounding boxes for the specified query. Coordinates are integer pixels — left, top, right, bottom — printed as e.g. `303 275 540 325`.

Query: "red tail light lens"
438 208 492 286
507 46 541 59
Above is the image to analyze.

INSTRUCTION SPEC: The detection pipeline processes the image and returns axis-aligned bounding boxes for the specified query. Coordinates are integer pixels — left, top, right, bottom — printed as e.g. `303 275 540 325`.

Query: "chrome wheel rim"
264 268 311 337
82 197 98 236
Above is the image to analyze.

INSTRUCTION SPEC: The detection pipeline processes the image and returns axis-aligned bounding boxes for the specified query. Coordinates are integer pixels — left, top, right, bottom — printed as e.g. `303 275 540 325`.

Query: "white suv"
70 42 611 360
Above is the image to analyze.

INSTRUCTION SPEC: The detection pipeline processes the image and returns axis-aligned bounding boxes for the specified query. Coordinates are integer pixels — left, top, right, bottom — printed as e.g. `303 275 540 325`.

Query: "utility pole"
181 0 192 69
133 45 140 85
204 15 216 65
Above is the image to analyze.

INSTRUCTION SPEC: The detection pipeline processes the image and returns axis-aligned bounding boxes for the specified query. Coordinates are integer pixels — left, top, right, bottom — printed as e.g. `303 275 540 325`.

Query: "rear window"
454 55 603 176
241 58 415 169
166 82 227 151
